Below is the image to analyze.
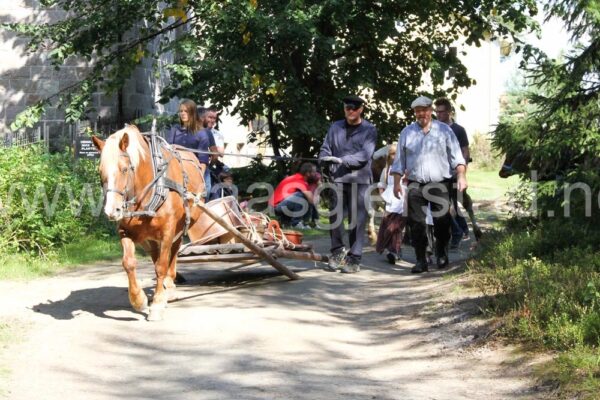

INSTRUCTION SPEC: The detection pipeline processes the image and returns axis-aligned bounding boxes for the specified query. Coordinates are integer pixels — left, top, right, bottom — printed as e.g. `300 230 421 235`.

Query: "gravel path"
0 237 547 399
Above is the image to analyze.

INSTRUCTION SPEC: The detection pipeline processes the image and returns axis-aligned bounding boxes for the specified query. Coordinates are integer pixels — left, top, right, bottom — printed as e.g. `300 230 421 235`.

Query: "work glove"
320 156 343 164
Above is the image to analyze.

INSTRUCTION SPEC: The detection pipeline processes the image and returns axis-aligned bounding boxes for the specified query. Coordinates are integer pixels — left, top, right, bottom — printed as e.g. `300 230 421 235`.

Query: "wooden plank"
177 252 262 263
196 203 301 280
179 242 246 256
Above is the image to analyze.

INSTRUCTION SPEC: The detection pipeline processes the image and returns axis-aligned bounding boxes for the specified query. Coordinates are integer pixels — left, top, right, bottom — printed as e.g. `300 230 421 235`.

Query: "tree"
4 0 539 156
493 0 600 186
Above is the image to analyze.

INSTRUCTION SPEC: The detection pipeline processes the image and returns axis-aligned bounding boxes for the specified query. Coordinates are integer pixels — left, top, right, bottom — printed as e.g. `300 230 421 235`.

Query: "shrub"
0 145 110 255
471 218 600 350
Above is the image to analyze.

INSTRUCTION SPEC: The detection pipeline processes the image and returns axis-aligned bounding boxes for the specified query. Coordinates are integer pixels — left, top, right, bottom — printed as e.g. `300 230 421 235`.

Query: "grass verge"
469 217 600 399
467 168 520 201
0 235 122 281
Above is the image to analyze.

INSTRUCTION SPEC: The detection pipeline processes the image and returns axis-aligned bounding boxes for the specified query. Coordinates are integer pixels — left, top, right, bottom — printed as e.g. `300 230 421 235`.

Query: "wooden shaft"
196 203 300 280
273 248 329 263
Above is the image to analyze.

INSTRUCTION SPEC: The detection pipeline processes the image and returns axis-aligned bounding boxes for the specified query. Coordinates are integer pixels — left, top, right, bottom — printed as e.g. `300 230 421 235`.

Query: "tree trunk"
267 107 286 171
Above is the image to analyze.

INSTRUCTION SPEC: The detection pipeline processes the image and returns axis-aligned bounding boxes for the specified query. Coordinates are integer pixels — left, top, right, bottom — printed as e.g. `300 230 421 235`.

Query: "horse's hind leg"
121 236 149 314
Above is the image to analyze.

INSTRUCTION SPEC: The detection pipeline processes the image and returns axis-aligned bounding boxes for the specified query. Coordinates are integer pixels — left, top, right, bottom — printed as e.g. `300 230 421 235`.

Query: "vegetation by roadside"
467 169 519 202
0 235 123 281
469 218 600 399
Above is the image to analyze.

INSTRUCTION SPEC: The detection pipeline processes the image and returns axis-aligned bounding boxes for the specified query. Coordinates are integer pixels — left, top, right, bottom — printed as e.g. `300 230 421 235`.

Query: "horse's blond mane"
100 125 147 174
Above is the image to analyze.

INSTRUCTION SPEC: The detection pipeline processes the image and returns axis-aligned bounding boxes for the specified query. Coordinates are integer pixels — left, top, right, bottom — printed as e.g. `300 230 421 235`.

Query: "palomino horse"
92 126 205 321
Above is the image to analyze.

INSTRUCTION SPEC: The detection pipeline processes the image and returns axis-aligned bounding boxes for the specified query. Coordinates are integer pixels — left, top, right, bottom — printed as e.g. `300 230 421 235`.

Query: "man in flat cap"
390 95 467 273
319 95 377 273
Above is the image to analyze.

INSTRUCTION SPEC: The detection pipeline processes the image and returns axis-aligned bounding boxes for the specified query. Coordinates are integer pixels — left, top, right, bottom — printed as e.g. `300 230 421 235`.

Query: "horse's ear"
119 133 129 152
91 136 105 152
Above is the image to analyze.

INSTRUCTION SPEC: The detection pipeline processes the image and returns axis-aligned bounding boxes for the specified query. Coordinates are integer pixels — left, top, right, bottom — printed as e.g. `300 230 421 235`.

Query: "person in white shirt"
375 142 408 264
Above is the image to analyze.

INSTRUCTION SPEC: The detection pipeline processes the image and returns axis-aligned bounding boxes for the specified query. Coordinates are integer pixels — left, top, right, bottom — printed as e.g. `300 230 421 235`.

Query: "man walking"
319 95 377 274
391 96 467 273
434 97 472 248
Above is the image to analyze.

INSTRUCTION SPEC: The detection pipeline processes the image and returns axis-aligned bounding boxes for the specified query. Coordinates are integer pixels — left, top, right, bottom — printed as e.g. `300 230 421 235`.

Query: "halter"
104 150 136 214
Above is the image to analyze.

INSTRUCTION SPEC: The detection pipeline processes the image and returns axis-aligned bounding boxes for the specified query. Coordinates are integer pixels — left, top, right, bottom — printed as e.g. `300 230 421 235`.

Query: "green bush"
0 145 110 255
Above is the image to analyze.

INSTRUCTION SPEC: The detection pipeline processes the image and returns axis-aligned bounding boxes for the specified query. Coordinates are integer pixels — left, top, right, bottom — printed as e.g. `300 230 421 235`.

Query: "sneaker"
411 261 429 273
341 257 360 273
436 255 449 269
291 221 309 230
324 248 346 272
386 251 396 265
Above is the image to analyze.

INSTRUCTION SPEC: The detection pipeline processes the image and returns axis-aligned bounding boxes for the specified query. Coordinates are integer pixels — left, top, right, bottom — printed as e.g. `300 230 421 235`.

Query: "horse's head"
499 150 530 178
92 126 147 221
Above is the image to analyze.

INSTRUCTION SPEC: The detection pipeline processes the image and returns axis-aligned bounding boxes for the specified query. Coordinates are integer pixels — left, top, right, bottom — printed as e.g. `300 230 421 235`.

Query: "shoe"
411 261 429 273
341 257 360 273
324 248 346 272
291 221 308 230
436 255 449 269
463 232 470 240
450 235 461 249
386 251 396 265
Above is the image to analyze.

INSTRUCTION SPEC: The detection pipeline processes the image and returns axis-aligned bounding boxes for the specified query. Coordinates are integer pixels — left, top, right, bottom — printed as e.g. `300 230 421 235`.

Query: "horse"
92 125 206 321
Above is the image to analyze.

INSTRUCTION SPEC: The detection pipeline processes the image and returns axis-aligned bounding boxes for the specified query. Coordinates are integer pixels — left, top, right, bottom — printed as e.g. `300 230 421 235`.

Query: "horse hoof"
166 287 178 302
147 306 165 321
131 294 149 314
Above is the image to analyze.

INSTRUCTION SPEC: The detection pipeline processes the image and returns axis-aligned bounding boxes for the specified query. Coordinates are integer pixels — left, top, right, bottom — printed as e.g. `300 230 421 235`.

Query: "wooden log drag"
196 202 301 280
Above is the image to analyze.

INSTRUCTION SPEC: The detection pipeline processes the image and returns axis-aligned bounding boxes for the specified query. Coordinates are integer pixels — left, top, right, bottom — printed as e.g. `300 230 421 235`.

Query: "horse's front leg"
121 236 149 314
147 235 177 321
164 236 183 302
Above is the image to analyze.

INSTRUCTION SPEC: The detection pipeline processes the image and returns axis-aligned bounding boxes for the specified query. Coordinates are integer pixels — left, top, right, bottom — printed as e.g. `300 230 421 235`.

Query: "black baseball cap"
342 95 366 107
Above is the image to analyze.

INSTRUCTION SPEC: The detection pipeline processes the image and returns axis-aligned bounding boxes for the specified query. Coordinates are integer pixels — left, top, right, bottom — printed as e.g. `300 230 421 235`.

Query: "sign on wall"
75 136 100 159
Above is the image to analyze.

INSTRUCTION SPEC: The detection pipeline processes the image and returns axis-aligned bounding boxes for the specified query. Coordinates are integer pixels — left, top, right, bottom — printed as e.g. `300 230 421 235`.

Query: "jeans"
204 166 212 201
274 192 311 226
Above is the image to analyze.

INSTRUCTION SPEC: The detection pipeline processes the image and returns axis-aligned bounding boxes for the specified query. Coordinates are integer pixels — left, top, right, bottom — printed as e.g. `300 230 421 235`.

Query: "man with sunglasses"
319 95 377 273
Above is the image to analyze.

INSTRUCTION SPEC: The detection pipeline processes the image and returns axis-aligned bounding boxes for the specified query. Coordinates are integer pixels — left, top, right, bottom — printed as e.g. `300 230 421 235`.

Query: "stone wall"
0 0 178 143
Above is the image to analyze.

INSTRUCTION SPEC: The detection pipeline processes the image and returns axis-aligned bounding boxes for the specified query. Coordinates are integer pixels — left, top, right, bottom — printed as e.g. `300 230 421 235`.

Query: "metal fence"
1 117 164 152
1 121 50 149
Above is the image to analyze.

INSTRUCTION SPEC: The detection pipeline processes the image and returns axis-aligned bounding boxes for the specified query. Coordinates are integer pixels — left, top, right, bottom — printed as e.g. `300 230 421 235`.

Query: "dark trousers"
407 181 452 262
329 183 369 261
274 191 311 226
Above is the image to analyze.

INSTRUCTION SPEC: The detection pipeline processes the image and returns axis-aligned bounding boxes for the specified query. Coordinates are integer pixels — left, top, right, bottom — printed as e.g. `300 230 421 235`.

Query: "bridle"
104 150 136 214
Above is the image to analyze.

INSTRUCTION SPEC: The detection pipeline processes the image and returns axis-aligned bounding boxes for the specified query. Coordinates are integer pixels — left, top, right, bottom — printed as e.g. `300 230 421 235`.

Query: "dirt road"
0 238 547 399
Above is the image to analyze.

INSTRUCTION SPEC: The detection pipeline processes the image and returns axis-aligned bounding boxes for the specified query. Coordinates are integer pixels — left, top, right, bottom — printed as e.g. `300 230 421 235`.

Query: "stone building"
0 0 179 149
